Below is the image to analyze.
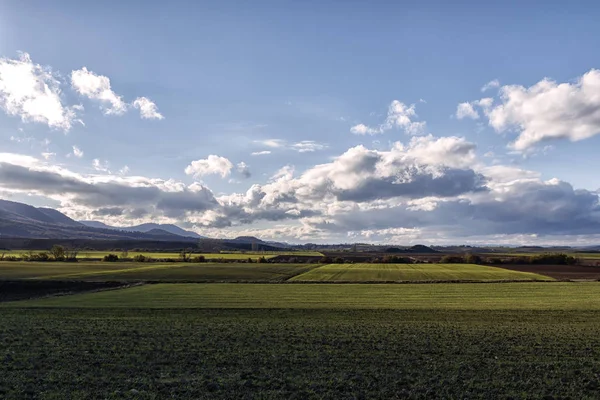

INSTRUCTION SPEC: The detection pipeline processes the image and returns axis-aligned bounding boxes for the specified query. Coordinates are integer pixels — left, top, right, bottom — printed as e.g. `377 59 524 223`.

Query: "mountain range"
79 221 203 238
0 199 200 240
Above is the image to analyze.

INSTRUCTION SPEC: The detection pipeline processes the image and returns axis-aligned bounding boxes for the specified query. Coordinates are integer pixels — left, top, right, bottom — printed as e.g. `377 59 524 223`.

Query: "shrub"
440 255 466 263
464 253 483 264
257 256 268 264
381 255 411 264
333 257 345 264
319 256 333 264
192 255 206 263
530 253 578 265
27 252 50 262
103 254 119 262
133 254 147 262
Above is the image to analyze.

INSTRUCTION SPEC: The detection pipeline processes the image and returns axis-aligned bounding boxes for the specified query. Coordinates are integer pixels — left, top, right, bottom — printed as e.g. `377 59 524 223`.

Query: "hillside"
80 221 203 238
0 199 198 241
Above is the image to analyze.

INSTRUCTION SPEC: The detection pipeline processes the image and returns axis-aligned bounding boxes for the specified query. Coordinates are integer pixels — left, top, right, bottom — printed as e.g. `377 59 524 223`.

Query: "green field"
2 308 599 399
290 263 551 282
5 291 600 398
0 262 316 282
1 261 552 283
4 262 600 398
7 282 598 309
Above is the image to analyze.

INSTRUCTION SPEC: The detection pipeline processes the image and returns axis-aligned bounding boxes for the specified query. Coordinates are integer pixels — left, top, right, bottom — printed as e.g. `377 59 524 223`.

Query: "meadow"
7 282 599 309
290 263 551 282
0 261 556 283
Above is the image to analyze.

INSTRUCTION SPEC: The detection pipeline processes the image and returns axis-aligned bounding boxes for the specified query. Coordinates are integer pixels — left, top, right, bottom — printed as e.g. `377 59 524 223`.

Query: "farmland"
4 259 600 398
4 286 600 398
0 250 321 260
0 261 559 283
5 282 598 309
290 263 551 282
0 262 316 282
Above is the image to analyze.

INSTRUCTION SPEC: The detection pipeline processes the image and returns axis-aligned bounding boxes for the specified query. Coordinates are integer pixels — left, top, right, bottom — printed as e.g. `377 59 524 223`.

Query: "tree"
464 253 482 264
180 248 192 262
64 248 79 262
121 249 129 259
103 254 119 262
50 245 65 261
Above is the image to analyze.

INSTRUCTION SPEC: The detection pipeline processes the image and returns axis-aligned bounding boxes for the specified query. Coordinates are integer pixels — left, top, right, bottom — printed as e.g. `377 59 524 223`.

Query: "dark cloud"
0 163 219 217
335 168 487 202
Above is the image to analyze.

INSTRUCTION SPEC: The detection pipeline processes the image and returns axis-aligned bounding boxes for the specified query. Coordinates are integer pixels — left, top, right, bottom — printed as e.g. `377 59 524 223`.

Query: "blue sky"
2 1 600 244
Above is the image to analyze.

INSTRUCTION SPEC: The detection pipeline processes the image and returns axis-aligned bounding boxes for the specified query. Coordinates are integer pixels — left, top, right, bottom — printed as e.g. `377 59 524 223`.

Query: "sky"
2 0 600 245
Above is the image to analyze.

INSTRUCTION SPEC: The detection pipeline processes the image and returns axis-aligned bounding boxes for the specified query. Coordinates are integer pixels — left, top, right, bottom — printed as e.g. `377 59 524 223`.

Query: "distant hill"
0 199 198 241
79 221 203 238
0 199 76 226
407 245 438 253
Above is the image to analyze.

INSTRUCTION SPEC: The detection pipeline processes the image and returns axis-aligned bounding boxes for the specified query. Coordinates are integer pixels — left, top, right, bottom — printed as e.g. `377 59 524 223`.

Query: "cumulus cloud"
184 155 233 178
0 159 219 221
237 162 251 179
118 165 130 175
481 79 500 92
71 67 127 115
456 102 479 119
2 140 600 243
467 69 600 150
132 97 163 120
72 146 84 158
0 52 79 130
351 100 426 135
92 159 110 173
71 68 162 120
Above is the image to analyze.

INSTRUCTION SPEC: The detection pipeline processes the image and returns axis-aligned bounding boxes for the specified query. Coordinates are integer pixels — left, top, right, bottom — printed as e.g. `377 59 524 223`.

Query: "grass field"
290 263 551 282
6 282 599 309
0 262 316 282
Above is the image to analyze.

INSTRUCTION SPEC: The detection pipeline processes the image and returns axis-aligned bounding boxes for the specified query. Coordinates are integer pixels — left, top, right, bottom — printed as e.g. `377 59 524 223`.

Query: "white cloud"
470 69 600 150
185 155 234 178
72 146 84 158
132 97 163 120
41 152 56 160
481 79 500 92
71 67 127 115
351 100 426 135
236 162 251 179
252 140 327 154
0 52 78 130
255 139 286 148
92 159 110 173
290 141 328 153
118 165 130 175
456 102 479 120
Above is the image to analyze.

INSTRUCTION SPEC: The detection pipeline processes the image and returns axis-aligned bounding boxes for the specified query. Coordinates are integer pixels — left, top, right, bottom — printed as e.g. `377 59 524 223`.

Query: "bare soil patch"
0 280 133 302
499 264 600 280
